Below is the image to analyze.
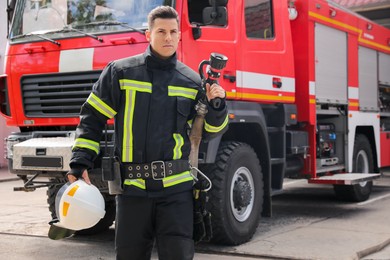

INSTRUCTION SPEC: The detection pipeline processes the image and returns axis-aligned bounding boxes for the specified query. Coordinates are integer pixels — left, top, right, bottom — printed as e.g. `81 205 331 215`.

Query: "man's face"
146 18 180 59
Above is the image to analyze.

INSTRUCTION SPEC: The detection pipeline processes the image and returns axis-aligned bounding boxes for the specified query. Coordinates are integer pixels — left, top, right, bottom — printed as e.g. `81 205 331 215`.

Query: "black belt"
121 160 190 180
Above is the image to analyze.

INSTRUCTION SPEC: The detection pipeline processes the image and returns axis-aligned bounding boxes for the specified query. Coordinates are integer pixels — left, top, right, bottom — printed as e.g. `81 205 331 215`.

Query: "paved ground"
1 167 390 259
0 167 19 182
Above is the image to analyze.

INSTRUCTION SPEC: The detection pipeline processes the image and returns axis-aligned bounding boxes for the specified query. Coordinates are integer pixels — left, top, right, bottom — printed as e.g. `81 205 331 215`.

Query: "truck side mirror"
202 6 227 26
191 0 228 40
209 0 228 6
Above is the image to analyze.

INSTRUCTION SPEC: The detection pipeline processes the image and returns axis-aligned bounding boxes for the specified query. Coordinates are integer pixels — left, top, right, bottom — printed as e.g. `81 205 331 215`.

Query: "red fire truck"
1 0 389 245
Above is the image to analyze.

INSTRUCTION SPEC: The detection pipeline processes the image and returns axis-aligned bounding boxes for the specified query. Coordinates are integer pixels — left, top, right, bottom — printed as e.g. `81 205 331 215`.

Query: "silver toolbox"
13 137 74 171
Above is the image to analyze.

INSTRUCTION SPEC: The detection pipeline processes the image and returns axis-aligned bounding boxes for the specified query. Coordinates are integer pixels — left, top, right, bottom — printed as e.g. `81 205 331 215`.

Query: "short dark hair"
147 6 179 30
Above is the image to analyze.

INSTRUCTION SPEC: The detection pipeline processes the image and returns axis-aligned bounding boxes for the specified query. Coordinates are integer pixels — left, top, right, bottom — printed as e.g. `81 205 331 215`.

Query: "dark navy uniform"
69 46 228 259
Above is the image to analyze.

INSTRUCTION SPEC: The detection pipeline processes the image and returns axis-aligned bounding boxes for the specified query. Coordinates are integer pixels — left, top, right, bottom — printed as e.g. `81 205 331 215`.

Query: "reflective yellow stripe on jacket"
173 133 184 159
120 79 153 93
123 171 193 189
204 114 229 133
73 138 100 154
87 93 117 119
168 86 198 100
119 79 152 162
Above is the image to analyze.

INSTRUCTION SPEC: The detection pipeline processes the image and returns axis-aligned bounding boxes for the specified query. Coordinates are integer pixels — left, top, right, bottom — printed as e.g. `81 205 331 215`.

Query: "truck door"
237 0 295 103
180 0 237 98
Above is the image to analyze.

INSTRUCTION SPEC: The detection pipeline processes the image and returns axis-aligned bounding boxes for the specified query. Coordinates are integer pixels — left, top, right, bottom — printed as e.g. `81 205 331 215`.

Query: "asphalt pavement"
1 167 390 260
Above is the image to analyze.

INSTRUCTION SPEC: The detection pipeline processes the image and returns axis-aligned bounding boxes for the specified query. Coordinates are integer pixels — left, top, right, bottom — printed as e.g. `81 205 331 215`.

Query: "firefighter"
66 5 228 260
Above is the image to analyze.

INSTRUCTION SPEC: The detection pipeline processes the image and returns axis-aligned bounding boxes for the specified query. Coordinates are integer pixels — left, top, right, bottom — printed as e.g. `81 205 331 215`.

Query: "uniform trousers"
115 190 194 260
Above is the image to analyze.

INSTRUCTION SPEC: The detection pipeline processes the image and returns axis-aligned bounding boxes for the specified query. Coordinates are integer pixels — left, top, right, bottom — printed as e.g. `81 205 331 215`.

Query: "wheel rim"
356 149 369 187
230 167 255 222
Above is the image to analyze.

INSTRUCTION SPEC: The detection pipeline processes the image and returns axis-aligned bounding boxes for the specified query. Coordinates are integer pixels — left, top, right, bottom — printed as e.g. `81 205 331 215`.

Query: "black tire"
47 178 67 219
333 134 374 202
47 179 116 235
203 141 264 245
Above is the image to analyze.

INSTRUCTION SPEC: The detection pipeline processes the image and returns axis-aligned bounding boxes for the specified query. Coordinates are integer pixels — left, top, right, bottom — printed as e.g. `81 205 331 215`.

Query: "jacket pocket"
176 97 192 132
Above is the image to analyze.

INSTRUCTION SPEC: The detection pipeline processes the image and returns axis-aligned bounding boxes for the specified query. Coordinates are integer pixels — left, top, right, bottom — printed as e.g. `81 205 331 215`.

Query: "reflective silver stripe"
87 93 117 119
163 171 193 188
73 138 100 154
122 90 136 162
168 86 198 100
204 114 229 133
120 79 152 93
173 133 184 159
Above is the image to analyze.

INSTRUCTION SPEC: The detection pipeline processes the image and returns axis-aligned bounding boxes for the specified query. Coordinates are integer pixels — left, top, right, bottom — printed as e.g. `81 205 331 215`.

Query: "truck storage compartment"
359 47 379 111
286 131 308 155
380 132 390 167
316 123 336 158
316 114 346 172
315 23 348 105
12 137 73 172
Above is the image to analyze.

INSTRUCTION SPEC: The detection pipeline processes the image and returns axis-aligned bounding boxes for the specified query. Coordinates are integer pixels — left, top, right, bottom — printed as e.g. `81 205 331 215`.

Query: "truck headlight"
5 136 19 159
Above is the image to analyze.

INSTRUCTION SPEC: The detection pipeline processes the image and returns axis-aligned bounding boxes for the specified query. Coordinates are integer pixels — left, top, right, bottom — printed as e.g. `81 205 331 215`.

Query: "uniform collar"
145 45 177 71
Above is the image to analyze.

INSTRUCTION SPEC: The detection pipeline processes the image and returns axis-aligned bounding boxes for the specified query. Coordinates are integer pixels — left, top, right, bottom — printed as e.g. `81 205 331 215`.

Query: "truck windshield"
10 0 173 41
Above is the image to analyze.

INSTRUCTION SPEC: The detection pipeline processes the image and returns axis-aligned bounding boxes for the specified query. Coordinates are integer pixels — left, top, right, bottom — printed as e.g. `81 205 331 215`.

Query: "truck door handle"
223 74 236 83
24 46 46 53
110 37 136 45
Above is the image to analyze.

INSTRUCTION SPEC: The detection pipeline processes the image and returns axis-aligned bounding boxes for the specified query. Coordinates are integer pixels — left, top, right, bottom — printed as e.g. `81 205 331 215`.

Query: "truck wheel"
204 141 263 245
333 134 374 202
47 180 116 235
47 179 67 219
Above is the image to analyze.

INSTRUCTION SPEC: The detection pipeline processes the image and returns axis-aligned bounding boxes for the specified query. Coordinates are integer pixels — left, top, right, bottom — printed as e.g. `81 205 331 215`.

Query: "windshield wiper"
56 26 103 42
73 21 145 35
13 27 103 43
10 21 144 43
11 33 60 46
34 34 61 46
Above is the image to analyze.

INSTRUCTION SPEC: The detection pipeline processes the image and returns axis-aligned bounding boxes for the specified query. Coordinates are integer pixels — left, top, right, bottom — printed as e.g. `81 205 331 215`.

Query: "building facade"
333 0 390 28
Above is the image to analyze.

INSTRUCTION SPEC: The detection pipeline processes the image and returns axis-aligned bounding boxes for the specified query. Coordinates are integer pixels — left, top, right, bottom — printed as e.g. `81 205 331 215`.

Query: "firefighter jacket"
70 46 229 197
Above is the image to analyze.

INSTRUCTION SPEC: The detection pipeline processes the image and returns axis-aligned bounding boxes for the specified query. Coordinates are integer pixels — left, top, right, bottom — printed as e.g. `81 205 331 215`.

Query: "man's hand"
205 83 226 102
67 170 91 185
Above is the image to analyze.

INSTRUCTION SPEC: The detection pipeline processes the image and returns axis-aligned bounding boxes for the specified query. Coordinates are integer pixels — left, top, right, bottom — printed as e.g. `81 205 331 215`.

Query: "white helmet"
54 180 106 231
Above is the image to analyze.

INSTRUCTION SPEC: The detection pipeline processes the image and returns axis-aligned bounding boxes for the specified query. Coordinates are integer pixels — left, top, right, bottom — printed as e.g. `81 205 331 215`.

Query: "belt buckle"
151 161 166 180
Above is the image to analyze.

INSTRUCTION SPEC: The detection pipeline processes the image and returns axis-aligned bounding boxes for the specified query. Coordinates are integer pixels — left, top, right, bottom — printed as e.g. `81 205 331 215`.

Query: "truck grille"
21 71 101 117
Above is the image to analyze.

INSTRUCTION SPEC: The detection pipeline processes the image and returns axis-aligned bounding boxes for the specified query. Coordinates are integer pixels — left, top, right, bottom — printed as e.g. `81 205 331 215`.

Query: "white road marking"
283 179 307 187
357 193 390 206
